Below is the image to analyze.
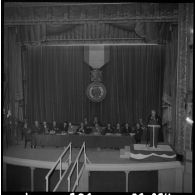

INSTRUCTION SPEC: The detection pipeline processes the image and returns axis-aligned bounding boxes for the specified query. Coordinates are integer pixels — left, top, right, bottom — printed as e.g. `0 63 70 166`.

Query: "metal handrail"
45 142 72 192
67 142 86 192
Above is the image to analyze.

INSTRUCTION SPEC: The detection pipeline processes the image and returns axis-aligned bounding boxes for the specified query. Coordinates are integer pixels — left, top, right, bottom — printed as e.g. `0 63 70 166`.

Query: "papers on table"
105 133 112 136
130 133 135 136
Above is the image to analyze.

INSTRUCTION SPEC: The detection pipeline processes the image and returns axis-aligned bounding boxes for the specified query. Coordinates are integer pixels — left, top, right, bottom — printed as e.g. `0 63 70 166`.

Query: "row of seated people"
24 117 145 141
4 116 146 147
26 121 142 135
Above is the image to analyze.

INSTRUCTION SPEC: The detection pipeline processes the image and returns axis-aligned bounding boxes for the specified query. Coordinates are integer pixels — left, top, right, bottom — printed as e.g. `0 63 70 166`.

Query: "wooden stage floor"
3 141 172 165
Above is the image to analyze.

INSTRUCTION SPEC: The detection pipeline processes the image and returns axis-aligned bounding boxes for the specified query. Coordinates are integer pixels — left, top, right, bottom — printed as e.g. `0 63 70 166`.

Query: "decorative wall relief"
84 45 109 102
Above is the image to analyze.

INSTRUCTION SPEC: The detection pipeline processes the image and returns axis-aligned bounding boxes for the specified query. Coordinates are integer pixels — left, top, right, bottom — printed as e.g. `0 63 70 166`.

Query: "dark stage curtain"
25 45 165 125
4 27 23 120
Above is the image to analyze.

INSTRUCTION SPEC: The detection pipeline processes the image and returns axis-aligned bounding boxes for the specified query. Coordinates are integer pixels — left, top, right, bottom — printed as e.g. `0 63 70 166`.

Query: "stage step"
55 162 84 192
55 163 74 192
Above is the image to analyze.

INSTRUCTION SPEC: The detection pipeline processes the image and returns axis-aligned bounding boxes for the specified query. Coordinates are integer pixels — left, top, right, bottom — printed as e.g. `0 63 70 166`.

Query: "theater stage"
3 142 183 192
3 141 176 165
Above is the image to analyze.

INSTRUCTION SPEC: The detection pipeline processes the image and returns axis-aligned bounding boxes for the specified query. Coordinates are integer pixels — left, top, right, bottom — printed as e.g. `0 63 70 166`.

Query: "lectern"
147 125 160 148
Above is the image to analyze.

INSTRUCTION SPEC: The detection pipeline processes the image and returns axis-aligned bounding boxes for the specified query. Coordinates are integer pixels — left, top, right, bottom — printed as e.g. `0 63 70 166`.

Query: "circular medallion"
86 82 107 102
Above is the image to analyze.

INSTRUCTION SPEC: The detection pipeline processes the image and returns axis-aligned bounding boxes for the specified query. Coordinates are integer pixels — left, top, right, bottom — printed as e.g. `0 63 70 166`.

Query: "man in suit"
68 122 77 134
92 116 103 127
105 123 114 134
31 120 42 148
147 110 162 147
42 121 49 134
138 118 147 141
93 116 98 126
92 123 102 135
115 123 122 134
134 123 143 143
51 120 60 132
122 123 131 135
76 122 86 134
83 117 88 126
32 120 42 133
62 121 68 133
138 118 146 130
94 116 98 125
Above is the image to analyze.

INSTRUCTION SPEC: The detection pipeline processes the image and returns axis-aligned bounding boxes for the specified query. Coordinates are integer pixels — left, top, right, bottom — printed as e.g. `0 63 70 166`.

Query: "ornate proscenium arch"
4 3 193 156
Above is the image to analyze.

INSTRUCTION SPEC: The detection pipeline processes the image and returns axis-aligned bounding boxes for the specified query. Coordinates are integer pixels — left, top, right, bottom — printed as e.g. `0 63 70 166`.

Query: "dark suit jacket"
49 123 60 131
147 114 163 142
122 127 131 134
105 127 114 134
62 125 68 132
147 114 161 125
41 124 49 134
114 127 122 134
76 126 86 134
31 125 42 134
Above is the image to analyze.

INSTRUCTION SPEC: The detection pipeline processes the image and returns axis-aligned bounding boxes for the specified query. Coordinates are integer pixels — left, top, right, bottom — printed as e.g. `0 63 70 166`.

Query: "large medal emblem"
86 82 106 102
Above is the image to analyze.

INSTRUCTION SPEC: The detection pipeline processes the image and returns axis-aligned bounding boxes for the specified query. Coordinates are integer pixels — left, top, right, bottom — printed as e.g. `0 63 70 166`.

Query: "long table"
34 134 135 148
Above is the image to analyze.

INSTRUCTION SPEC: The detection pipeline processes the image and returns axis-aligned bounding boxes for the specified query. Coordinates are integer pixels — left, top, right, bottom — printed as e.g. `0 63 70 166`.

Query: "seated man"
83 117 88 126
105 123 114 134
114 122 122 134
122 123 131 135
83 118 92 134
138 118 146 130
138 118 147 141
32 120 42 134
92 116 103 127
42 121 49 134
92 123 102 135
67 122 77 134
51 120 59 132
134 123 143 144
131 125 135 132
62 121 68 133
93 116 98 126
76 122 86 134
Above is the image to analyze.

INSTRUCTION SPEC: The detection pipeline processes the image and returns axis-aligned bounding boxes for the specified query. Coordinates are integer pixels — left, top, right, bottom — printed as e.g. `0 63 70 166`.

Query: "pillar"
3 162 7 192
175 3 193 154
125 171 129 192
30 167 35 192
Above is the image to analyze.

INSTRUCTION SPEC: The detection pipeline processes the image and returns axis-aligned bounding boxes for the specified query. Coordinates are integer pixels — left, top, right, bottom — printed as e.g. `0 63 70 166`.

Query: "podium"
147 125 160 148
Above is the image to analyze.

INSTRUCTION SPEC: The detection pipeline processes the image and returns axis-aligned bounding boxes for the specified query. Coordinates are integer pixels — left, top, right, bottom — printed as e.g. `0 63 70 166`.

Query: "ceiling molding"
4 3 178 25
4 18 178 26
4 2 137 7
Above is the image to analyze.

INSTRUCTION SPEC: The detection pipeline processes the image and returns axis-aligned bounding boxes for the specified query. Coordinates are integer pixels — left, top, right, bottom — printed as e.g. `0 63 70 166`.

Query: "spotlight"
186 117 193 125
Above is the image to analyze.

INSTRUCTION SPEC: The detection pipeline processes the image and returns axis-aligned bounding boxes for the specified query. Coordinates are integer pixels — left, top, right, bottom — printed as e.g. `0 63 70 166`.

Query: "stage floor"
3 141 173 165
